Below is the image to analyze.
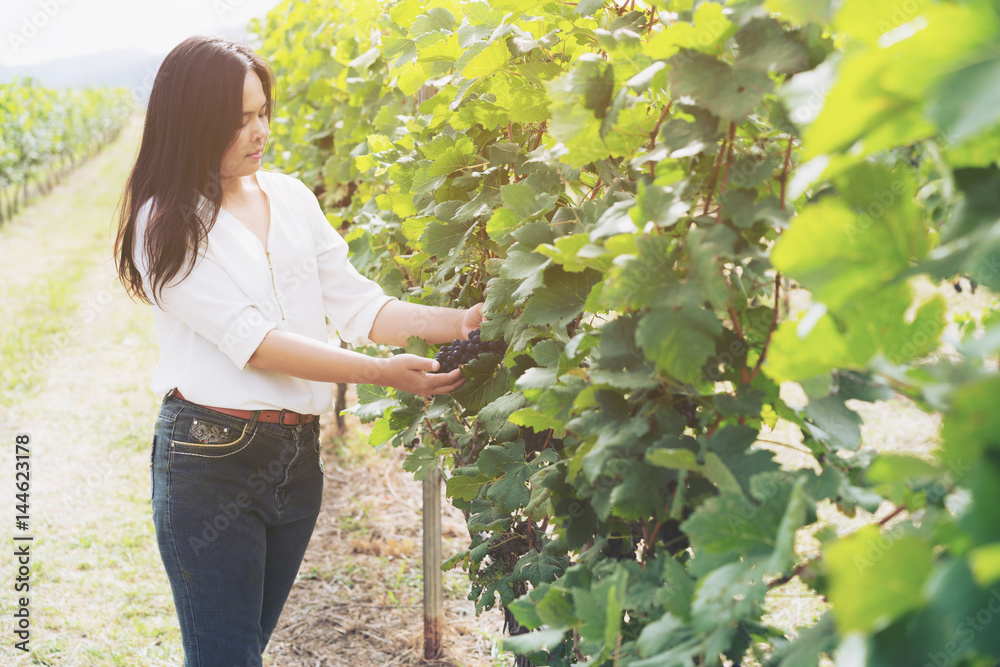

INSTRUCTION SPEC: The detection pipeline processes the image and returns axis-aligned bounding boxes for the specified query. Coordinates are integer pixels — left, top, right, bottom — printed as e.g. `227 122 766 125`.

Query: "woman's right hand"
378 354 466 396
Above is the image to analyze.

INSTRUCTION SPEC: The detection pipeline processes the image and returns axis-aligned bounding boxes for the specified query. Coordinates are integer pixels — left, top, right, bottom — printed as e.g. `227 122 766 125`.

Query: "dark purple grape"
670 393 699 428
432 328 508 374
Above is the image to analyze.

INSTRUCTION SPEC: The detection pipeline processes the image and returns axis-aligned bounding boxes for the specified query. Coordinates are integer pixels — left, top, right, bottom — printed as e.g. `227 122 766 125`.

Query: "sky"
0 0 284 67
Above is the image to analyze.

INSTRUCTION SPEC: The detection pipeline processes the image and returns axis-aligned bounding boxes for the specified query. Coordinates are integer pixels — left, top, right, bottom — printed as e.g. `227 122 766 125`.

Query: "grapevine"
254 1 1000 665
0 78 132 223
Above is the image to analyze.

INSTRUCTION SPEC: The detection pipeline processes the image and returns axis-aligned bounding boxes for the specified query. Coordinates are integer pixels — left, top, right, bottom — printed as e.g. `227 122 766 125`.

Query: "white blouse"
135 170 395 415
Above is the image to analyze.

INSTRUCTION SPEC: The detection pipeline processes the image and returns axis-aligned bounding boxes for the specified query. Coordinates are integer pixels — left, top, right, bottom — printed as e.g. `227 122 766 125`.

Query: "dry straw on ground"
265 417 506 667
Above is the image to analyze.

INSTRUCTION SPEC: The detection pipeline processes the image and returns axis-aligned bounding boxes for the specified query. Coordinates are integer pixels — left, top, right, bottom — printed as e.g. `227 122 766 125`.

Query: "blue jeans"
150 392 324 667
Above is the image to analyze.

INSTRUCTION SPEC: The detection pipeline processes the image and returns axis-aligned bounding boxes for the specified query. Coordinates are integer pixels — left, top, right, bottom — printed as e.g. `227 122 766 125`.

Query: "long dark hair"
114 36 274 304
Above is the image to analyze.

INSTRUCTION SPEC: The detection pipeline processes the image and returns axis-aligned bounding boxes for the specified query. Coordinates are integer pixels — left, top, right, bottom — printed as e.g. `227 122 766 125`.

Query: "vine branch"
702 133 730 216
718 122 737 202
729 305 744 340
779 137 794 210
533 122 547 151
573 630 586 662
649 102 672 151
747 272 781 384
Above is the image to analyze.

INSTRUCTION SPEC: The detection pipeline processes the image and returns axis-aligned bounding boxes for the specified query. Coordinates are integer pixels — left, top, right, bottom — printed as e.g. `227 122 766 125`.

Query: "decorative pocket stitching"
172 419 249 448
170 415 257 458
170 427 257 459
188 420 234 444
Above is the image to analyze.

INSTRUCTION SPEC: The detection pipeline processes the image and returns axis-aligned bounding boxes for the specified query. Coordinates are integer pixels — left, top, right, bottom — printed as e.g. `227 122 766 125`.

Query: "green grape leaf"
635 613 688 658
771 162 926 312
343 397 402 424
536 234 596 273
668 51 773 122
418 218 474 257
410 7 456 38
369 416 404 447
447 474 490 501
647 2 737 60
535 585 579 630
687 224 736 310
804 394 862 450
765 308 860 382
452 354 510 413
681 482 790 556
503 628 569 654
611 463 676 520
834 0 926 46
636 296 723 384
940 376 1000 477
706 426 781 495
501 182 558 220
928 55 1000 145
803 5 992 159
574 565 628 644
486 461 532 514
461 40 509 79
763 0 836 27
486 207 520 245
575 0 606 17
402 446 438 479
824 526 933 633
646 448 701 471
451 98 508 130
500 249 551 280
478 392 529 438
690 560 767 632
514 550 570 586
521 267 602 327
734 17 810 74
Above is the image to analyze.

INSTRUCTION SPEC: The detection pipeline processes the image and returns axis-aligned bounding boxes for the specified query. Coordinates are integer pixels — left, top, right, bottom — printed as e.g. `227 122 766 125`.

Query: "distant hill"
0 19 269 101
0 48 165 101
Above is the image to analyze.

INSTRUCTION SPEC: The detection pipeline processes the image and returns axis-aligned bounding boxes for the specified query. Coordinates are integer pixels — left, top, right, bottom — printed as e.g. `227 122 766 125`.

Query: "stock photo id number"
12 434 32 653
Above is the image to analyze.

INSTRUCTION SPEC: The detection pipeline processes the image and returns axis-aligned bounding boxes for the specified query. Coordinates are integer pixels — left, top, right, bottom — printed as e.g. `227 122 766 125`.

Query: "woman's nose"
252 117 268 140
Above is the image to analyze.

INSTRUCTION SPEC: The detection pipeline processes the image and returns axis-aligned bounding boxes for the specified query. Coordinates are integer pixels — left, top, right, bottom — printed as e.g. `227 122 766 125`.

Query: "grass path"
0 118 183 665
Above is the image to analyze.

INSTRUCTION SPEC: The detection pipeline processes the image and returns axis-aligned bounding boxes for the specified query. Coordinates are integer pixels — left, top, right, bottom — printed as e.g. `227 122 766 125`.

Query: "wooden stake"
422 466 444 659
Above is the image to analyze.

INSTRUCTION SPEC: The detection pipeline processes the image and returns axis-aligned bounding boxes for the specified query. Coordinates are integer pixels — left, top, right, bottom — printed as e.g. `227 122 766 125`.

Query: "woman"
113 36 481 666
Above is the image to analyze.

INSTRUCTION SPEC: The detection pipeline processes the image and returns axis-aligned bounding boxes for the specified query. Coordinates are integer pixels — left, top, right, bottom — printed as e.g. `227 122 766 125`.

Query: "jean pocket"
169 410 255 458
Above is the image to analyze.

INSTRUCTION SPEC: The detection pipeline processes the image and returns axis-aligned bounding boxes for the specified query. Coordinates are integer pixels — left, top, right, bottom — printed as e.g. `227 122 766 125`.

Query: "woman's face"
220 70 269 182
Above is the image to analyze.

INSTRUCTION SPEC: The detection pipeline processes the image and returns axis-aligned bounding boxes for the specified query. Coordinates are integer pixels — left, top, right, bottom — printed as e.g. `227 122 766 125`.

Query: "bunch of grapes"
670 393 699 429
602 534 639 561
433 329 506 373
657 518 690 555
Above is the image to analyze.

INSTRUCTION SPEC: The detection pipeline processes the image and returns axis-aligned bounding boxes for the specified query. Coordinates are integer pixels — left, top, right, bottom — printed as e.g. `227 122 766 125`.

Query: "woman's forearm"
248 329 388 384
368 300 474 347
246 328 466 395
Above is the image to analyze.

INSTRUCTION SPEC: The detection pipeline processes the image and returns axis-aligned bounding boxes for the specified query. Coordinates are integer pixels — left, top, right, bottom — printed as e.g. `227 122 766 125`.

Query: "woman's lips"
248 150 263 160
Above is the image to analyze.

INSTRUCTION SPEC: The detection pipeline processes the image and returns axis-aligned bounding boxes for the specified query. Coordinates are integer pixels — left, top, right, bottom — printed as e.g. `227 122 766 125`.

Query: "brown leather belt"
172 389 318 426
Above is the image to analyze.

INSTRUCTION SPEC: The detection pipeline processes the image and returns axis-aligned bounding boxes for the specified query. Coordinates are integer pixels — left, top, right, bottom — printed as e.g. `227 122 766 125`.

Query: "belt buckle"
278 408 296 427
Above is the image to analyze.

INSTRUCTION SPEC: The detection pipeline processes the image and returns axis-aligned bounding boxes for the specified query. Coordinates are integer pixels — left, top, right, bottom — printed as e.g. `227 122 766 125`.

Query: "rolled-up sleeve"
301 184 395 345
136 221 277 370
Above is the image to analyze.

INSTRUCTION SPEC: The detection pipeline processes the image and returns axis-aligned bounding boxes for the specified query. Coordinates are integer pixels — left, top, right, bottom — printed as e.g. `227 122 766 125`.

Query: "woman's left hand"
460 302 485 339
